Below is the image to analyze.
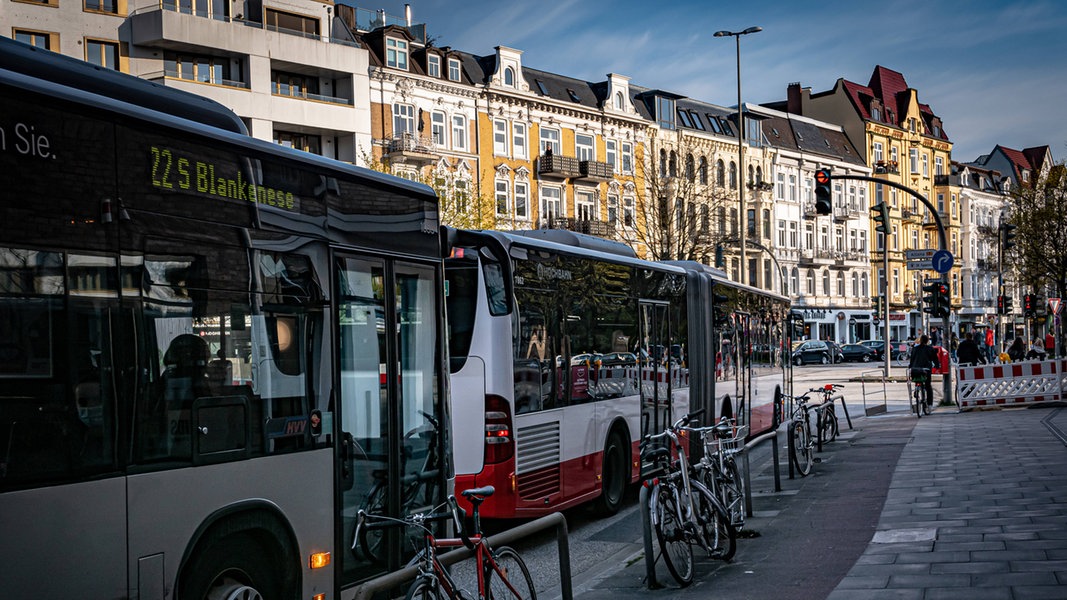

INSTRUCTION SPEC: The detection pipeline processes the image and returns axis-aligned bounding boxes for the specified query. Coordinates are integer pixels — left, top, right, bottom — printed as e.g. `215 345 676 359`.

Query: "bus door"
638 301 671 437
735 311 752 430
335 254 444 583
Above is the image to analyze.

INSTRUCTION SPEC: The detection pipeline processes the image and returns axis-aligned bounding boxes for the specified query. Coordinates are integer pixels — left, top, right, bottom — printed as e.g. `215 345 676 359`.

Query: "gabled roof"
836 66 950 141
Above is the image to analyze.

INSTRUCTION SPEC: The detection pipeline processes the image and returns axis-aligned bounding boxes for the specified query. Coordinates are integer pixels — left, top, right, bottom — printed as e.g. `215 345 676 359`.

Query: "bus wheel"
594 430 628 516
181 532 284 600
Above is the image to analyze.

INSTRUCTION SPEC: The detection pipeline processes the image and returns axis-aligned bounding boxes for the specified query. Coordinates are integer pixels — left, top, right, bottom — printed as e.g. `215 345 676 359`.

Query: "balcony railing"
934 174 951 186
538 154 581 178
547 217 616 238
143 2 362 49
152 70 250 89
578 160 613 181
271 82 352 105
384 133 437 162
874 160 900 174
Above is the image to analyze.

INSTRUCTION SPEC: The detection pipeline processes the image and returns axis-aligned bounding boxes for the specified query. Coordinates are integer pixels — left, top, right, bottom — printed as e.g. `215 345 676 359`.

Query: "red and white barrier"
956 358 1067 409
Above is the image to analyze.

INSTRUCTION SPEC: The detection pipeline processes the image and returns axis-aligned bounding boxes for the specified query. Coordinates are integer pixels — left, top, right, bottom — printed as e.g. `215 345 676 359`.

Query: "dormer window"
504 66 514 87
448 58 461 82
657 96 676 130
386 38 408 70
567 89 581 103
427 55 440 77
871 107 881 121
614 92 623 109
932 125 941 137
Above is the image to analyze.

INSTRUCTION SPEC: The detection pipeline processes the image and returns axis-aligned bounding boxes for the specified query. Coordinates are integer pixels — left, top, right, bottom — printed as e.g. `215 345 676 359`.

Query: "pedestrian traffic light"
871 202 890 234
997 294 1014 315
814 169 832 215
1024 293 1035 318
922 282 950 318
1000 222 1017 253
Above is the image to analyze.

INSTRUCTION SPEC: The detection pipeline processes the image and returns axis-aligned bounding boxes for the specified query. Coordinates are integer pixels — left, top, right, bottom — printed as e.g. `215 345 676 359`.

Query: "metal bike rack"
859 370 888 416
352 511 573 600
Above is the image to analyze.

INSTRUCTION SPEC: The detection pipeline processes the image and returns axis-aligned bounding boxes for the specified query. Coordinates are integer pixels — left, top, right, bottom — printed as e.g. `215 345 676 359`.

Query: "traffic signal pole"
822 173 953 405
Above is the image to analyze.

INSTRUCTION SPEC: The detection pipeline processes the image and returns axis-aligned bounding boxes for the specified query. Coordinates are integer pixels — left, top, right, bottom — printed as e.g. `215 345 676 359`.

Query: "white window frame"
493 119 508 155
575 134 594 162
393 103 415 136
495 178 510 216
386 37 408 70
512 122 527 159
542 186 562 224
427 55 440 78
623 195 635 228
448 58 461 82
621 142 633 174
514 181 529 219
431 111 447 147
540 127 561 156
873 141 883 163
605 140 617 171
575 189 596 221
451 114 467 151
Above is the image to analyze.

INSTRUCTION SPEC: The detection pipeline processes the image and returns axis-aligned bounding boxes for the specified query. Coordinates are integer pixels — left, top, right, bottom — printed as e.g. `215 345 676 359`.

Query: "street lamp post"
715 26 761 287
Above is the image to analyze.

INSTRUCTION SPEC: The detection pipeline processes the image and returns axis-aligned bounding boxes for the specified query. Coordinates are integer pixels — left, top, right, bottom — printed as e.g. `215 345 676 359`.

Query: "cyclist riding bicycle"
909 334 937 408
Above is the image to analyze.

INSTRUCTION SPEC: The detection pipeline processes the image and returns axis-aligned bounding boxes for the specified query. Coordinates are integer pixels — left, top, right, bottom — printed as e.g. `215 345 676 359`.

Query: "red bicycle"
356 486 536 600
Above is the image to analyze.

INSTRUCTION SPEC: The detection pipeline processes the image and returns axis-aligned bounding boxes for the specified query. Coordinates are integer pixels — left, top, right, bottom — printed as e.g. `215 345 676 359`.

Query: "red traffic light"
815 169 831 185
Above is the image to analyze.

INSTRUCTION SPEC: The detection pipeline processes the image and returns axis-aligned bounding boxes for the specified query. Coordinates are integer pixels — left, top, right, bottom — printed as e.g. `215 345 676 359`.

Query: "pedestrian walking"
1026 338 1046 360
984 328 995 362
1046 331 1055 358
1007 337 1026 362
956 332 985 366
950 333 958 362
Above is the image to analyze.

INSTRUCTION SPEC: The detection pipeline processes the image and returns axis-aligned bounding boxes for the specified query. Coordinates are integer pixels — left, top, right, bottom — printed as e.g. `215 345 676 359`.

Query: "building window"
84 0 119 14
85 39 119 70
170 53 239 87
427 55 440 77
448 59 461 82
392 103 416 136
922 154 929 178
935 156 944 176
657 96 676 130
542 186 562 224
622 142 633 174
513 122 527 159
908 148 918 174
871 107 881 121
503 67 514 87
14 30 53 49
515 182 528 219
495 179 509 216
607 194 619 224
789 222 798 247
716 160 725 187
614 92 623 110
623 196 635 227
606 140 617 171
265 8 319 37
386 38 408 70
275 130 321 154
699 157 708 184
807 270 815 296
451 115 467 151
431 111 447 147
493 119 508 155
540 127 561 156
575 134 594 162
873 141 883 163
729 162 737 189
575 189 596 221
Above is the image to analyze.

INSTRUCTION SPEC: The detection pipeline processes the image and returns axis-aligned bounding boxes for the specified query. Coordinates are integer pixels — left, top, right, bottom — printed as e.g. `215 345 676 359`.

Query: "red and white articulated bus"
444 228 790 519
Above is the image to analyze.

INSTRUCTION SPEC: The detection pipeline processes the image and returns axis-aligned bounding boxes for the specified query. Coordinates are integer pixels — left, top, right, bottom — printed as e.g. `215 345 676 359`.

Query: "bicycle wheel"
486 546 536 600
912 385 924 418
695 483 736 561
719 458 745 530
820 406 839 443
652 482 694 586
790 420 813 476
354 484 387 564
922 384 933 415
406 575 446 600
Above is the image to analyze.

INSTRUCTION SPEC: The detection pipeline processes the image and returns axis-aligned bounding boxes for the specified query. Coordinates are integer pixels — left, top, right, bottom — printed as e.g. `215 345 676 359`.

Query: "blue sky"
362 0 1067 164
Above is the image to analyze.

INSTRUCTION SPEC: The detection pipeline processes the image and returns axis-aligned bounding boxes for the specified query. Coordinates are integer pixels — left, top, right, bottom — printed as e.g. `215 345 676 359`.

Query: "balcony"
384 133 437 164
578 160 613 182
901 208 921 223
922 211 950 229
934 174 951 186
271 82 352 106
547 217 616 238
538 154 581 179
874 160 899 175
801 203 819 219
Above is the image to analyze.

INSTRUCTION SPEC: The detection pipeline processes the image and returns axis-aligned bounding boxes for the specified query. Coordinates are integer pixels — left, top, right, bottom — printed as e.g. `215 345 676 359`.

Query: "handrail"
351 511 572 600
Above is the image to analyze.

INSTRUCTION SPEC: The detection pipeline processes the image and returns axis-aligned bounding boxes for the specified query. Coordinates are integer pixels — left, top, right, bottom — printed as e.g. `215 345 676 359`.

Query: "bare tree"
1008 163 1067 347
627 133 735 262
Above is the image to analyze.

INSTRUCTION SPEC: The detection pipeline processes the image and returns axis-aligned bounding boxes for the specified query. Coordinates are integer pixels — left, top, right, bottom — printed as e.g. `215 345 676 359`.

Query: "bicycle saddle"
461 486 496 503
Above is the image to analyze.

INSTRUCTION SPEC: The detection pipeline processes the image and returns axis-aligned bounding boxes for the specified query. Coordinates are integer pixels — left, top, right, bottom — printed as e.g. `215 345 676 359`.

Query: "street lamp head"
714 26 762 37
713 30 730 37
742 26 762 35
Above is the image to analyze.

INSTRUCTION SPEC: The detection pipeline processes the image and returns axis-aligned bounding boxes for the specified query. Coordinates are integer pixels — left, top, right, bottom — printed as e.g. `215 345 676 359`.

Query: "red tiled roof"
868 65 909 122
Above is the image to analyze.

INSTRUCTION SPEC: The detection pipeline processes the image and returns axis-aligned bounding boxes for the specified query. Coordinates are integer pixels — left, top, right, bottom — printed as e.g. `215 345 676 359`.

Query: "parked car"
841 343 877 363
859 339 909 361
792 340 832 366
825 341 845 364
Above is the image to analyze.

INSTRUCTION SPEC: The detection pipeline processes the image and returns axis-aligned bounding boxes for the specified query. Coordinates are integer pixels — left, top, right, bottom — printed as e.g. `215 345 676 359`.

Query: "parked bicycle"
355 486 536 600
782 386 841 477
812 384 842 443
641 409 736 587
910 367 932 417
695 417 747 531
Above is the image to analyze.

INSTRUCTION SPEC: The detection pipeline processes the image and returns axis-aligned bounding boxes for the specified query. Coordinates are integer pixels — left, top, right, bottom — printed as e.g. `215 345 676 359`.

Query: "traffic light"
997 294 1014 315
814 169 832 215
1000 222 1017 253
922 282 950 318
715 244 725 268
1024 293 1035 318
871 202 890 234
712 290 730 328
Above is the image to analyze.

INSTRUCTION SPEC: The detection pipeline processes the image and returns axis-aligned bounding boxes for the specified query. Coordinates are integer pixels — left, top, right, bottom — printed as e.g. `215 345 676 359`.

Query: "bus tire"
594 428 629 516
179 514 297 600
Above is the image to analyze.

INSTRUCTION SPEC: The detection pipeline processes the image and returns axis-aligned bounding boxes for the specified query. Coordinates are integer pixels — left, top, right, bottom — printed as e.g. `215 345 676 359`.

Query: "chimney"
787 82 802 115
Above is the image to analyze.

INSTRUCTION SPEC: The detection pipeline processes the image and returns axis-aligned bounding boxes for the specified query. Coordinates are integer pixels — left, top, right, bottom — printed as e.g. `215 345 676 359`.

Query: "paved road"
526 395 1067 600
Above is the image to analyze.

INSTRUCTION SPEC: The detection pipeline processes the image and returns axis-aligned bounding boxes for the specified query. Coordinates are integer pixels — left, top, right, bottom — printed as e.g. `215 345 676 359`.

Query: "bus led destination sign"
149 146 298 211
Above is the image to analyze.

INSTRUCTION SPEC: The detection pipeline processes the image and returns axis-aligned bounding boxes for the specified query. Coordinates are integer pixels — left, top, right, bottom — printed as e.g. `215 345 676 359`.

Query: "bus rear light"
484 395 514 464
309 551 330 569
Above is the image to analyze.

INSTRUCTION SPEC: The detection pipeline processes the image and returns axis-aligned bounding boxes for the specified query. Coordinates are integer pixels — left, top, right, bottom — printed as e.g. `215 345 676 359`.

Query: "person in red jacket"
1047 332 1056 358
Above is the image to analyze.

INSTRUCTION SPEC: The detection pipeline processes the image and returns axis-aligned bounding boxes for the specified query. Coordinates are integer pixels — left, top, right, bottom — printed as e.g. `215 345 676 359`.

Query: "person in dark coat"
1007 337 1026 362
909 335 938 407
956 332 985 366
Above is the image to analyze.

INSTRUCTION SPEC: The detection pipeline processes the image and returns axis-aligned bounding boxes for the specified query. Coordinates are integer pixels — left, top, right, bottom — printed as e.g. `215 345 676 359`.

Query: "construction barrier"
956 358 1067 410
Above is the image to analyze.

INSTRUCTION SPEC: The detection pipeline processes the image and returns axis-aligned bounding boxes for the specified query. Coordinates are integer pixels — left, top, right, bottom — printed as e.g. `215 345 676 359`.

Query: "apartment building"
954 161 1009 331
750 105 872 342
777 67 955 340
7 0 371 160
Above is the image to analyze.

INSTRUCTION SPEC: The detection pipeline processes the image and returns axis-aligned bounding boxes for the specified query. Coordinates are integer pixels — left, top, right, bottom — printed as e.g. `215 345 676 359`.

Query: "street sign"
907 260 933 270
932 250 954 274
1050 297 1062 315
904 249 936 260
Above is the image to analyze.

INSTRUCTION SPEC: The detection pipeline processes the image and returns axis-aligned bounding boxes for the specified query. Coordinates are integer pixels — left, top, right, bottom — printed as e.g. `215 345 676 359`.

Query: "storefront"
800 308 875 343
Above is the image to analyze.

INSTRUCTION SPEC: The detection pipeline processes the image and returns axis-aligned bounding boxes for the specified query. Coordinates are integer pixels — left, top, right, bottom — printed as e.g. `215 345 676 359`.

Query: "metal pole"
735 34 746 287
884 230 891 377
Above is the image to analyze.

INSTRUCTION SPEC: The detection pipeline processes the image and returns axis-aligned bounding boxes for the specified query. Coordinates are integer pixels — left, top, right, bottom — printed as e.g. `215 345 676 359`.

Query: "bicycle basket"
703 424 748 455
